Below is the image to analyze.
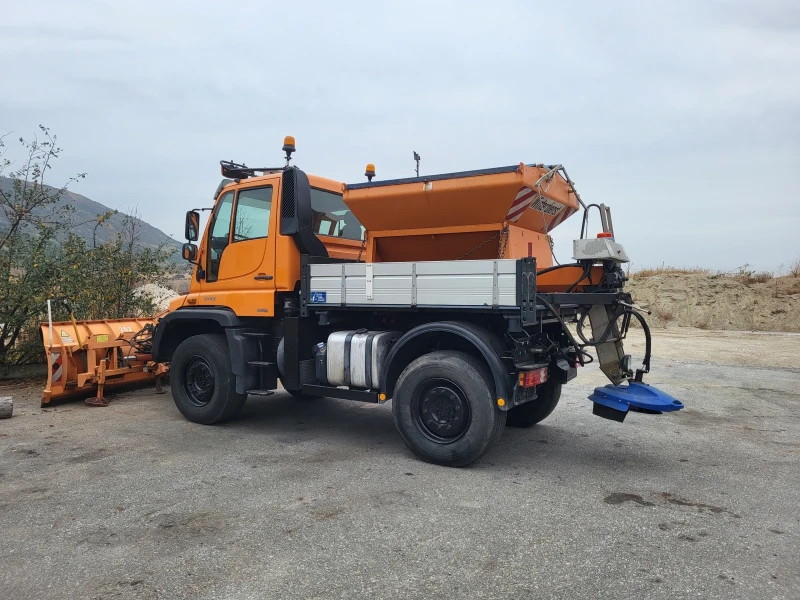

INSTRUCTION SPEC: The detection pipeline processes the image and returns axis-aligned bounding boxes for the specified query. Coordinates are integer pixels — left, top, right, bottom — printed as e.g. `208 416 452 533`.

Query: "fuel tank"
325 330 401 389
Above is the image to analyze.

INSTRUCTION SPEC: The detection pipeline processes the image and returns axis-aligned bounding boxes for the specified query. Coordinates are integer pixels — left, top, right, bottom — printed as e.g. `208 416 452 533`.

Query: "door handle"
254 274 273 281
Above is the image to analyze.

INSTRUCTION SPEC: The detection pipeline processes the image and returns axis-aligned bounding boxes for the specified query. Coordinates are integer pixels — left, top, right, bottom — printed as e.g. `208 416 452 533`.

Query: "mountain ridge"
0 176 182 256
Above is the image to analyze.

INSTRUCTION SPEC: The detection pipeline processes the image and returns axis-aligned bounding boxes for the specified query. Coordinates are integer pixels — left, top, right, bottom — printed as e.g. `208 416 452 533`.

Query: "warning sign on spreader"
530 195 563 216
96 334 109 343
60 330 74 344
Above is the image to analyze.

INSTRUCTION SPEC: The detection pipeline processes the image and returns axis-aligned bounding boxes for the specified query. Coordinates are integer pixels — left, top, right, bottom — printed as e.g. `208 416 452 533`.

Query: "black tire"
170 333 247 424
392 351 506 467
506 378 562 428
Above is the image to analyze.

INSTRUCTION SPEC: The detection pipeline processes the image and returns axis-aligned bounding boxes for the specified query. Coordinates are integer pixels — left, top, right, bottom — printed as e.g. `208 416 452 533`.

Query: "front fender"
152 307 242 362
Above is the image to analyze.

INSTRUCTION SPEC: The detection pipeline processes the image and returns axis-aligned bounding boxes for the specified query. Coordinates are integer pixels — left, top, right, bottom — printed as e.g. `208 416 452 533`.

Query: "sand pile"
627 273 800 332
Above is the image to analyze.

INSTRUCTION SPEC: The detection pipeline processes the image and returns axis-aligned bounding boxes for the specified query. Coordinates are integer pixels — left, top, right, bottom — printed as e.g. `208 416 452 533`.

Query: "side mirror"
185 211 200 241
182 243 198 262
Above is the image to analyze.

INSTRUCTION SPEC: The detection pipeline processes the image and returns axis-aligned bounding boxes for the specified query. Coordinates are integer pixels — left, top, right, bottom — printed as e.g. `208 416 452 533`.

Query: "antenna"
413 151 420 177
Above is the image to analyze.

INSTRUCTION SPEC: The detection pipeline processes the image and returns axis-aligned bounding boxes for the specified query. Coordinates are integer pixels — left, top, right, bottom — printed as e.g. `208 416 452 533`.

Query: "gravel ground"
0 329 798 600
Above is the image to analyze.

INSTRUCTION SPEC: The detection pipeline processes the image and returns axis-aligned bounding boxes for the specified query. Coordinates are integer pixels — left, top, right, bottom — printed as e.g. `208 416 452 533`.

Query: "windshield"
310 188 364 241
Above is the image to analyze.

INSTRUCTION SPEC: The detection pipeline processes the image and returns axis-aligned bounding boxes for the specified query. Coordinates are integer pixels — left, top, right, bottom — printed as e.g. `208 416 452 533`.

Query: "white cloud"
2 0 797 271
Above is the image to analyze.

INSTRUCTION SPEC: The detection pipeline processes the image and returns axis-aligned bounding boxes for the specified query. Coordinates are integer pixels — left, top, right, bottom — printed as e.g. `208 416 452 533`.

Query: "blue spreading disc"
589 381 684 417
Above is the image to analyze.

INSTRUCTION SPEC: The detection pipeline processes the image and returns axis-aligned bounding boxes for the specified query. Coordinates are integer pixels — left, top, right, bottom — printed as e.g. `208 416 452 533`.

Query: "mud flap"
589 381 684 422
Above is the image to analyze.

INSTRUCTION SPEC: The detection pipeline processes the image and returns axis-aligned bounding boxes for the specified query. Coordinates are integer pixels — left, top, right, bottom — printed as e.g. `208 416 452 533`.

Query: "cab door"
199 183 277 316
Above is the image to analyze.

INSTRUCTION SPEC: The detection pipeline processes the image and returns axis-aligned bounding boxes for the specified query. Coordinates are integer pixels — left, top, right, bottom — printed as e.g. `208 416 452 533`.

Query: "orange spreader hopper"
343 163 580 265
41 316 166 405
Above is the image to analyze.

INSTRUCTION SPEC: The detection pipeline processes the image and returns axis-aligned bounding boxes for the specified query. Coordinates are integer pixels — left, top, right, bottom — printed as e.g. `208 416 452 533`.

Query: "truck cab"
176 169 363 318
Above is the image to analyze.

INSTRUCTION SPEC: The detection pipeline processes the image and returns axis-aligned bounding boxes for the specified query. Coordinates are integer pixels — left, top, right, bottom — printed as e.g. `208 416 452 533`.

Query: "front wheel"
170 333 246 424
392 351 506 467
506 378 562 428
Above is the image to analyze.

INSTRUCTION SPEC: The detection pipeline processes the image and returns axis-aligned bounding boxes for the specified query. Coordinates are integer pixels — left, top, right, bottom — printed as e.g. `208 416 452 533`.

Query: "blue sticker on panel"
310 291 327 303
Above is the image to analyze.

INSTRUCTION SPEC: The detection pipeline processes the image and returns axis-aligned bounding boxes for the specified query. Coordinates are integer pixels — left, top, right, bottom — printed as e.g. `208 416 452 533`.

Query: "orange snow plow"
41 311 167 406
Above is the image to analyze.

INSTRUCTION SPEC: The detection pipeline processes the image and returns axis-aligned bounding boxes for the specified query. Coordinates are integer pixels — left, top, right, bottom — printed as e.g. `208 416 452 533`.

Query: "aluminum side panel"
309 259 518 307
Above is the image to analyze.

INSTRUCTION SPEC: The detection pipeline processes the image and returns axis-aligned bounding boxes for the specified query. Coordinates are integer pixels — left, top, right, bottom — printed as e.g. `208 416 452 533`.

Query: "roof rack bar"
220 160 283 179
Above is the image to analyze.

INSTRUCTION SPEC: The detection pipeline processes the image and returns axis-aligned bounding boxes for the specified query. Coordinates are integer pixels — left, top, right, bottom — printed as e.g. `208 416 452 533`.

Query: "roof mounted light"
283 136 296 166
365 163 376 182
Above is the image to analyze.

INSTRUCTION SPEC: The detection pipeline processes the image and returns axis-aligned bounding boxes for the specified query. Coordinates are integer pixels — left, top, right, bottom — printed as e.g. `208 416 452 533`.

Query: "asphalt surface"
0 330 798 599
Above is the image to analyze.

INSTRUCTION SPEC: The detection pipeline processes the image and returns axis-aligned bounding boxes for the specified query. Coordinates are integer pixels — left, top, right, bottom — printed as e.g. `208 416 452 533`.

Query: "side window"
233 186 272 242
206 191 234 283
309 188 364 241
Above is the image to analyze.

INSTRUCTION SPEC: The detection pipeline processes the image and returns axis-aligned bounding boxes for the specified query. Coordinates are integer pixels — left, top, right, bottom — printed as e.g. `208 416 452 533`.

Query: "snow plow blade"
40 316 166 406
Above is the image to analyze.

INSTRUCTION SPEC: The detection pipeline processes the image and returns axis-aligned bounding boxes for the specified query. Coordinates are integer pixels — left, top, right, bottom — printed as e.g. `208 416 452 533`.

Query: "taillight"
518 367 548 388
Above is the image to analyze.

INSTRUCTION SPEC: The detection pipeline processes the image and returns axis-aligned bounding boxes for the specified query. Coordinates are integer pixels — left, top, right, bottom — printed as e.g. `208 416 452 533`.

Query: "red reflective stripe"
506 205 531 222
546 206 576 232
505 187 536 221
510 189 535 208
552 209 567 230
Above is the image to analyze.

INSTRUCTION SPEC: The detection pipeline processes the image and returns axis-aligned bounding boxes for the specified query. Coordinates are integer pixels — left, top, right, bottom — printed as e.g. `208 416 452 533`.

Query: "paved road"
1 330 798 599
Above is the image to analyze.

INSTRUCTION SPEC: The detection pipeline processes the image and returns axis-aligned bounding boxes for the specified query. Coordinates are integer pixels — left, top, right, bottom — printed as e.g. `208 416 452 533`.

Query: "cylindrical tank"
326 330 400 389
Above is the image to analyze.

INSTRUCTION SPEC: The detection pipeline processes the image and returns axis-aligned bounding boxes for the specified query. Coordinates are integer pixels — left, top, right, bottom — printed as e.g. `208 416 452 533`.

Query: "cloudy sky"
2 0 798 271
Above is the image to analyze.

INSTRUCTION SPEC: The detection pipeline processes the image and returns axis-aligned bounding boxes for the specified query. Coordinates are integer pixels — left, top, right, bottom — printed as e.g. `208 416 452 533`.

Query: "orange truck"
43 138 683 466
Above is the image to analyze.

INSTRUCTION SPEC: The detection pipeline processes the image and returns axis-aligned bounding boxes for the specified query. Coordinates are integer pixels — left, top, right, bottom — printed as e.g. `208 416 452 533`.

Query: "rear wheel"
392 351 506 467
170 333 246 424
506 378 562 428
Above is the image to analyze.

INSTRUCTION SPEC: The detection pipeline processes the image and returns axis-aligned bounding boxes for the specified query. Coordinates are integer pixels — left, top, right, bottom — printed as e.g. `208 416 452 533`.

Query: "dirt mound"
627 273 800 332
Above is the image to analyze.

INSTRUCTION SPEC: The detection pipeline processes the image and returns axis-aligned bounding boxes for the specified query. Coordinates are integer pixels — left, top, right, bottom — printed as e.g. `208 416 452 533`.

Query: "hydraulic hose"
627 309 652 378
536 263 581 276
566 263 592 293
535 294 593 366
576 309 618 346
536 262 592 293
575 304 653 379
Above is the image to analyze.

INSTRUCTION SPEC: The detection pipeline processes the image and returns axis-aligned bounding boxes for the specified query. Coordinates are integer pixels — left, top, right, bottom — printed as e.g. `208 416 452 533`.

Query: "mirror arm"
188 254 205 281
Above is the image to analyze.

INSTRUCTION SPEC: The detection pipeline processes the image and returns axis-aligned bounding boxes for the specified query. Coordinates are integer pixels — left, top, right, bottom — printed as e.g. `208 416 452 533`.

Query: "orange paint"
187 163 583 308
346 164 577 264
40 317 161 404
536 266 605 293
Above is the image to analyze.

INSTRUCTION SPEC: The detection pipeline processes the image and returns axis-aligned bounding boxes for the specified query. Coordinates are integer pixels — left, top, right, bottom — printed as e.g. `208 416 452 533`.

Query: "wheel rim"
412 378 471 444
182 356 215 407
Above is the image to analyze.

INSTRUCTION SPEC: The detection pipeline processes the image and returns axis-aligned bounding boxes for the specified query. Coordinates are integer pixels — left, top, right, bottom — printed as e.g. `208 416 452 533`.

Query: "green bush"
0 127 172 365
